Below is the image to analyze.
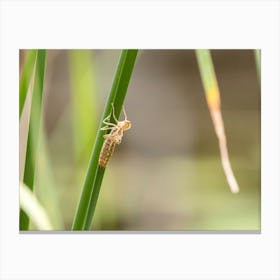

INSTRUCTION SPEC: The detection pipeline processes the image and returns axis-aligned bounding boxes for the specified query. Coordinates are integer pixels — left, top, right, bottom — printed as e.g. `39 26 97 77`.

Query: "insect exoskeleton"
98 103 131 168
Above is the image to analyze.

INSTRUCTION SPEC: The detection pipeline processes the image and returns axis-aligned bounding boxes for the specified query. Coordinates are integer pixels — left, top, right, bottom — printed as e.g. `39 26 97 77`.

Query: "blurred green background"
19 50 260 231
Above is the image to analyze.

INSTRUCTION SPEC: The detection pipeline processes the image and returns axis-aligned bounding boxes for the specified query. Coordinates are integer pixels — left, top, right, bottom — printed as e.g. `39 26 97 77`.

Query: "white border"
1 1 279 279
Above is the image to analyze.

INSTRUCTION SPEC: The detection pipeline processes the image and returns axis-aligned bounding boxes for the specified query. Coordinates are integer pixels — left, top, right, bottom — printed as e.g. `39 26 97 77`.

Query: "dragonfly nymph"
98 104 131 168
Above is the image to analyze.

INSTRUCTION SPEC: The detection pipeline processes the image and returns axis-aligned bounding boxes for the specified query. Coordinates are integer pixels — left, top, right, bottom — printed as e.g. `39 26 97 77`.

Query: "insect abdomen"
98 139 117 168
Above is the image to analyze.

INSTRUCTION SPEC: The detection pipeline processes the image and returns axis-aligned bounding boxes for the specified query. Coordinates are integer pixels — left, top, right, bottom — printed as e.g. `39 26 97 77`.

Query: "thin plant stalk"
72 50 138 230
68 50 98 162
20 50 47 230
35 127 64 229
20 182 53 230
195 49 239 193
19 50 37 118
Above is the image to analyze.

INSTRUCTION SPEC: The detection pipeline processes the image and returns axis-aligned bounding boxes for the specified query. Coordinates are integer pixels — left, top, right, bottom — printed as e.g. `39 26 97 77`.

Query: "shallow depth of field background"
19 50 260 230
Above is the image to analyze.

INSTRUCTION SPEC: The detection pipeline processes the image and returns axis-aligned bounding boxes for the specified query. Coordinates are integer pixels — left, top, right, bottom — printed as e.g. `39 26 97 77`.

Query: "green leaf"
19 50 37 118
68 50 98 162
34 127 64 230
20 182 53 230
72 50 138 230
20 50 47 230
195 50 239 194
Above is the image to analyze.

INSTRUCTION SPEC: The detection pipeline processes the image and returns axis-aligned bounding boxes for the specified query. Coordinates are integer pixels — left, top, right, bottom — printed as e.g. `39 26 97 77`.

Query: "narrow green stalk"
20 182 53 230
72 50 138 230
83 166 105 229
20 50 47 230
35 127 64 229
254 49 261 82
68 50 98 161
195 50 239 193
19 50 37 118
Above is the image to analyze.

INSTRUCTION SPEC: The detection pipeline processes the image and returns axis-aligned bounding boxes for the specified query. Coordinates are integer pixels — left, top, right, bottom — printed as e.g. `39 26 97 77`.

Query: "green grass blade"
195 49 239 194
72 50 138 230
83 166 105 229
19 50 37 118
68 50 98 162
35 127 64 229
20 182 53 230
254 49 261 82
20 50 47 230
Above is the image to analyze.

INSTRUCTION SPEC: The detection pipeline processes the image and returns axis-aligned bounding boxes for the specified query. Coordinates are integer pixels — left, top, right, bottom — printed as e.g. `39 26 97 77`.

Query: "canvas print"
19 49 261 231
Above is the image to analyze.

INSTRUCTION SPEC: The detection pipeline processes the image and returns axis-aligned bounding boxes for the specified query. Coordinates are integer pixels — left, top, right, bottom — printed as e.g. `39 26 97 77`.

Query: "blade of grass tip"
254 49 261 83
20 182 53 230
195 49 239 193
20 50 47 230
19 50 37 118
72 50 138 230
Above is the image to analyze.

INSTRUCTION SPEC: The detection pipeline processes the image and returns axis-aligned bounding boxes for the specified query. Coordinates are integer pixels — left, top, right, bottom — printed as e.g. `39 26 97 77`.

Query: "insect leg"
102 112 115 127
122 105 128 120
102 120 116 127
100 126 113 131
102 114 111 123
111 103 119 123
